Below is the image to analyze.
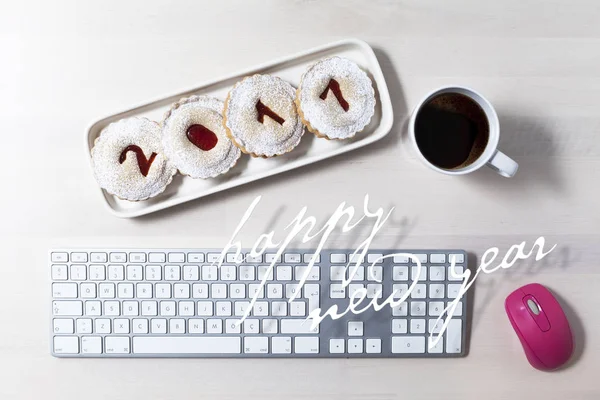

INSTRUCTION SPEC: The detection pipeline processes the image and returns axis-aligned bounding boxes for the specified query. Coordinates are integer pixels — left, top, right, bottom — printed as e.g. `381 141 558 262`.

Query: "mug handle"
487 150 518 177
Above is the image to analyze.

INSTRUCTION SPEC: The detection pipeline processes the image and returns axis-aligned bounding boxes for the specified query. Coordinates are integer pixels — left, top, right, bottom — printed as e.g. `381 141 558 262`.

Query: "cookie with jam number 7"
162 95 241 179
223 74 305 158
296 57 376 140
90 117 177 201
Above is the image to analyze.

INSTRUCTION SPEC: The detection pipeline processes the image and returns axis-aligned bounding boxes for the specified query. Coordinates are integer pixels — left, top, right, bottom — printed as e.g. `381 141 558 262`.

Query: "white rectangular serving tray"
86 38 394 218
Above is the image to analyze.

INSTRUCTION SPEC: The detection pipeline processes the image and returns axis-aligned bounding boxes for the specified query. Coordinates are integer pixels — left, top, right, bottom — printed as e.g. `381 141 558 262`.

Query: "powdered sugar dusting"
224 75 304 157
298 57 375 139
162 96 241 179
91 117 177 201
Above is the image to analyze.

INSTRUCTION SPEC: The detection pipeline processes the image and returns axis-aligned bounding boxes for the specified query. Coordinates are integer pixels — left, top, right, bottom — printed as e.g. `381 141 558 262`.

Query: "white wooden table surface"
1 0 599 398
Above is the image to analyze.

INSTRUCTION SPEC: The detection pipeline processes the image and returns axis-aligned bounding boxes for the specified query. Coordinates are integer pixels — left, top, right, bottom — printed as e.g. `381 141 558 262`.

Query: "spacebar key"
133 337 241 354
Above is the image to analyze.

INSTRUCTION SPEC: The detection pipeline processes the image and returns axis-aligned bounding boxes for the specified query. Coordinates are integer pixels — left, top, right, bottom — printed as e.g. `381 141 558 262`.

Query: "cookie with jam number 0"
162 95 241 179
90 117 177 201
296 57 376 140
223 74 305 158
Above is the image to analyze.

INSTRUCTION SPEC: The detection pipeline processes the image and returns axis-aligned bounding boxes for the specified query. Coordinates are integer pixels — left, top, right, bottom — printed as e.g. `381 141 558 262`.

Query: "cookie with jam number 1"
296 57 376 140
162 95 241 179
90 117 177 201
223 74 305 158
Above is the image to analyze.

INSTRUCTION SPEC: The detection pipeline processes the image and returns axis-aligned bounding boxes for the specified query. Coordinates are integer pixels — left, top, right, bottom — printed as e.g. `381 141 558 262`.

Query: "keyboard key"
76 319 92 334
330 254 346 263
53 336 78 354
392 337 425 353
239 265 255 280
169 319 185 334
430 254 446 263
303 253 321 263
95 319 111 333
197 302 213 316
71 252 88 263
393 266 408 281
165 265 181 281
192 283 208 299
429 266 445 281
448 301 463 317
174 283 190 299
137 283 152 299
285 284 301 299
105 336 130 354
429 284 445 299
449 254 465 264
207 319 223 333
90 252 107 263
179 301 194 316
448 284 462 299
160 301 176 316
151 319 167 334
412 254 427 264
81 336 102 354
348 321 363 336
428 337 444 354
123 301 139 316
156 283 171 299
234 301 250 317
446 319 462 353
243 319 260 334
188 319 204 334
393 254 409 263
183 265 199 281
133 319 148 334
51 252 68 263
248 284 264 299
70 265 87 281
117 283 134 298
89 265 105 281
410 301 426 316
168 253 185 263
226 253 244 263
392 284 408 299
295 337 319 354
366 266 383 281
267 284 283 299
104 301 120 316
410 319 425 333
133 337 241 354
281 319 319 334
448 266 465 281
257 266 274 281
272 301 287 316
52 283 77 298
53 301 83 316
429 302 445 316
231 283 245 299
411 266 427 281
245 253 262 263
216 301 232 317
265 253 281 263
276 266 292 281
293 266 318 281
145 265 162 281
290 302 306 317
225 319 240 333
392 319 407 334
428 319 444 334
202 265 217 281
347 266 364 281
366 284 382 299
304 284 320 312
348 284 365 299
411 284 427 299
330 284 345 298
392 302 408 316
114 319 130 334
85 301 101 316
126 265 143 281
207 253 221 263
272 337 292 354
148 253 166 263
253 301 268 316
187 253 205 263
129 253 146 263
330 266 345 281
141 301 158 316
51 265 68 280
110 253 127 263
348 339 363 353
284 253 301 263
53 318 74 334
107 265 123 281
367 253 383 264
366 338 381 354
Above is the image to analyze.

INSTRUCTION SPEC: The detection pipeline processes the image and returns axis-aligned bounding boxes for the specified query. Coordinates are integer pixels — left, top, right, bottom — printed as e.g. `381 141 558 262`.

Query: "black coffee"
414 93 489 169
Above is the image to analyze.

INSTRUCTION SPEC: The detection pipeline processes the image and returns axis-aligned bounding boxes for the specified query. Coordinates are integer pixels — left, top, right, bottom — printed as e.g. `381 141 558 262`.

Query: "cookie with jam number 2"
162 95 241 179
296 57 376 140
223 74 305 158
91 117 177 201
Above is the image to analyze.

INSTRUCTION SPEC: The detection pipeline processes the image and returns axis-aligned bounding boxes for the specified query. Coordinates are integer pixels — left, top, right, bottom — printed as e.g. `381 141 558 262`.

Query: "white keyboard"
50 249 469 357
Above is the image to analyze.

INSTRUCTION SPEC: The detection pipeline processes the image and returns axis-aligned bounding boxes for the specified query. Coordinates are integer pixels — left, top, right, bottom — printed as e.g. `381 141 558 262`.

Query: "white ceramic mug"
408 86 518 177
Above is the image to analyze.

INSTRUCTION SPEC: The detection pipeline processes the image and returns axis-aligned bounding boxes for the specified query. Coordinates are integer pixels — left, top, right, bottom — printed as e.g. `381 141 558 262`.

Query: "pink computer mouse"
505 283 574 371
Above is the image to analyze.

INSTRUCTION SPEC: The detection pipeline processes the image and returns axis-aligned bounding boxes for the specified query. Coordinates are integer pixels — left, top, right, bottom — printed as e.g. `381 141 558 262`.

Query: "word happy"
216 195 556 349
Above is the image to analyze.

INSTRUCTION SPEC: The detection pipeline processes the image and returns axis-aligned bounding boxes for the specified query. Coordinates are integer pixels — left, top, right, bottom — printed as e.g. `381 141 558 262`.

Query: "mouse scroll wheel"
527 299 541 315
